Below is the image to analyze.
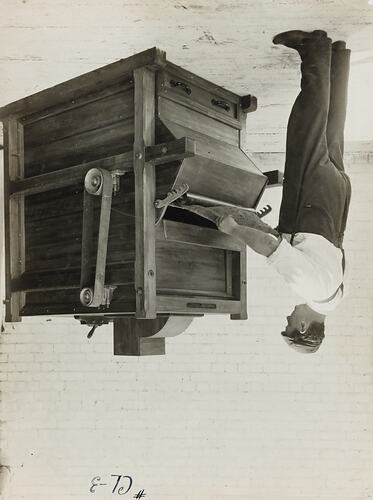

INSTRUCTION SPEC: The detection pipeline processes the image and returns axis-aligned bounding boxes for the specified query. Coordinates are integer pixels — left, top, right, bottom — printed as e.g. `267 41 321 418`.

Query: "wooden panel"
22 283 137 316
165 61 239 103
157 295 242 315
24 173 137 276
156 240 229 296
157 219 242 251
13 262 134 292
133 67 157 319
12 137 191 197
21 159 179 291
3 118 25 321
158 97 239 146
158 70 239 123
157 119 267 209
21 81 131 125
161 120 260 172
24 87 134 148
24 117 134 177
176 155 266 209
0 47 166 120
25 215 136 272
11 151 134 197
25 180 134 224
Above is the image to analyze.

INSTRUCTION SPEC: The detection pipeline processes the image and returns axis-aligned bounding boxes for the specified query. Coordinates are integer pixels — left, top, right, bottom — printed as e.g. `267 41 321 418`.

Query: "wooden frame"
0 47 166 121
3 117 26 321
10 138 195 197
0 46 267 355
156 220 247 318
133 67 157 318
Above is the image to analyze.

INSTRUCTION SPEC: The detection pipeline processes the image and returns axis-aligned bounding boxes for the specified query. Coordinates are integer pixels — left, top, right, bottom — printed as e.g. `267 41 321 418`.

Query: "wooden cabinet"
0 47 267 355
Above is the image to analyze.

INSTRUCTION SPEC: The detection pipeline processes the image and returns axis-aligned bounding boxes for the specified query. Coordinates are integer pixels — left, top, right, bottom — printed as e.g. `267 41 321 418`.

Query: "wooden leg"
133 67 157 319
113 315 194 356
3 118 25 322
114 317 168 356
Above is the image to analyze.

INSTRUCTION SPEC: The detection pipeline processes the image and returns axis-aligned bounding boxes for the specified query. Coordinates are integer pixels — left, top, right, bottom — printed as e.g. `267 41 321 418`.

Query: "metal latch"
154 183 189 224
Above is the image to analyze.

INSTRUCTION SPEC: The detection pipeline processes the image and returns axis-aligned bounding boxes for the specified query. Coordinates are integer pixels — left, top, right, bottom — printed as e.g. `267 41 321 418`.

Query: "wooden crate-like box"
0 47 267 355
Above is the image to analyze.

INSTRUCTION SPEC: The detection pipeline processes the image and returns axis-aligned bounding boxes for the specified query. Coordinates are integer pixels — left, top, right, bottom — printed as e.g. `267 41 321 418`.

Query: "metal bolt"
135 152 143 160
148 270 154 277
242 280 247 285
161 146 168 154
91 175 100 187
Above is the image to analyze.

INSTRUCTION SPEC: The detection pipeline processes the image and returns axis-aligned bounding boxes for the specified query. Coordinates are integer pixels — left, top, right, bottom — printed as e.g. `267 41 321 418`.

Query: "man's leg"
277 35 333 235
326 42 352 246
327 42 351 171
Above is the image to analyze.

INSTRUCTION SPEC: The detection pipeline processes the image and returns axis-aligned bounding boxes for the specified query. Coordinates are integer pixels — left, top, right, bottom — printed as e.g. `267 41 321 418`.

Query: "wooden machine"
0 47 270 356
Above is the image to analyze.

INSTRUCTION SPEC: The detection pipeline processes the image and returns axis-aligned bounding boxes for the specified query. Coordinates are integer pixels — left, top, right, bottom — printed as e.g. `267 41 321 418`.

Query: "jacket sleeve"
266 238 327 299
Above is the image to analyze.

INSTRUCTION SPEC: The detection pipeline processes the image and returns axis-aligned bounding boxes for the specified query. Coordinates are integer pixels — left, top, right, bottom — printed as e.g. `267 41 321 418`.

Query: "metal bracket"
74 315 110 338
79 167 124 308
154 183 189 225
263 169 284 188
256 204 272 218
240 94 258 113
111 169 126 195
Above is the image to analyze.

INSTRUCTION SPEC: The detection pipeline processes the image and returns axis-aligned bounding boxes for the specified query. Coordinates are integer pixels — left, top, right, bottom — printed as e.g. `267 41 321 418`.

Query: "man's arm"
218 215 280 257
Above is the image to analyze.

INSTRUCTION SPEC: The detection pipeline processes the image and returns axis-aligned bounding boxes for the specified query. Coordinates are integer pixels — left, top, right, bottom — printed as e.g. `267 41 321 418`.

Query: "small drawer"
157 69 239 122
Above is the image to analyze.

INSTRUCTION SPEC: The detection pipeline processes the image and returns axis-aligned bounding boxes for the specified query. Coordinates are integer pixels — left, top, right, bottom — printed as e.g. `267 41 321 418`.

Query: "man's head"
281 304 325 353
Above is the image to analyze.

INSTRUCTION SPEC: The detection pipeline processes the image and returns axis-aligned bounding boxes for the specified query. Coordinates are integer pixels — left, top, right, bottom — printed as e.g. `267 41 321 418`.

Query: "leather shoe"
273 30 327 49
332 41 346 50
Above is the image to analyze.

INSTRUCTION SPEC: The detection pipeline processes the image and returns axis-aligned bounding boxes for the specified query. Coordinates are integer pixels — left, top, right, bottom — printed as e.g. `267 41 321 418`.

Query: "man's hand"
216 215 238 235
217 215 281 257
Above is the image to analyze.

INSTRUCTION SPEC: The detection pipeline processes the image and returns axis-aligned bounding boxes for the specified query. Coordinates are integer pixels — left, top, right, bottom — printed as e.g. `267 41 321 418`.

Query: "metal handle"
80 168 116 308
211 99 230 112
169 79 192 95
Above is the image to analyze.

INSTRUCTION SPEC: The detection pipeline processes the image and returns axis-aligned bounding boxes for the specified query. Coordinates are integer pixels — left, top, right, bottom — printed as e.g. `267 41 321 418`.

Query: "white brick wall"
1 1 373 496
1 157 372 500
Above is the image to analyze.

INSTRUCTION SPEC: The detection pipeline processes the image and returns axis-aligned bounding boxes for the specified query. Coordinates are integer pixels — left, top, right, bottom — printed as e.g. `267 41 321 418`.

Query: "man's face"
282 304 309 336
281 305 319 353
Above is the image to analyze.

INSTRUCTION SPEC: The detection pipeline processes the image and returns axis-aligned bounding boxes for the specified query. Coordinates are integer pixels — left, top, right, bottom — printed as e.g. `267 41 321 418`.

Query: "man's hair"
304 321 325 345
285 321 325 353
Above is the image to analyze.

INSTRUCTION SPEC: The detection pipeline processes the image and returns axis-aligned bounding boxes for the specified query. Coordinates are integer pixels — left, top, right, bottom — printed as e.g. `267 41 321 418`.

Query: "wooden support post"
3 117 25 321
133 67 157 319
230 97 250 320
113 317 167 356
113 315 194 356
230 246 248 320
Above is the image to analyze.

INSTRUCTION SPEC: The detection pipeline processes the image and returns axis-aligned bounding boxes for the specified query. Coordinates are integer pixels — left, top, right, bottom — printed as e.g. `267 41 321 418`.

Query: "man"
179 30 351 353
